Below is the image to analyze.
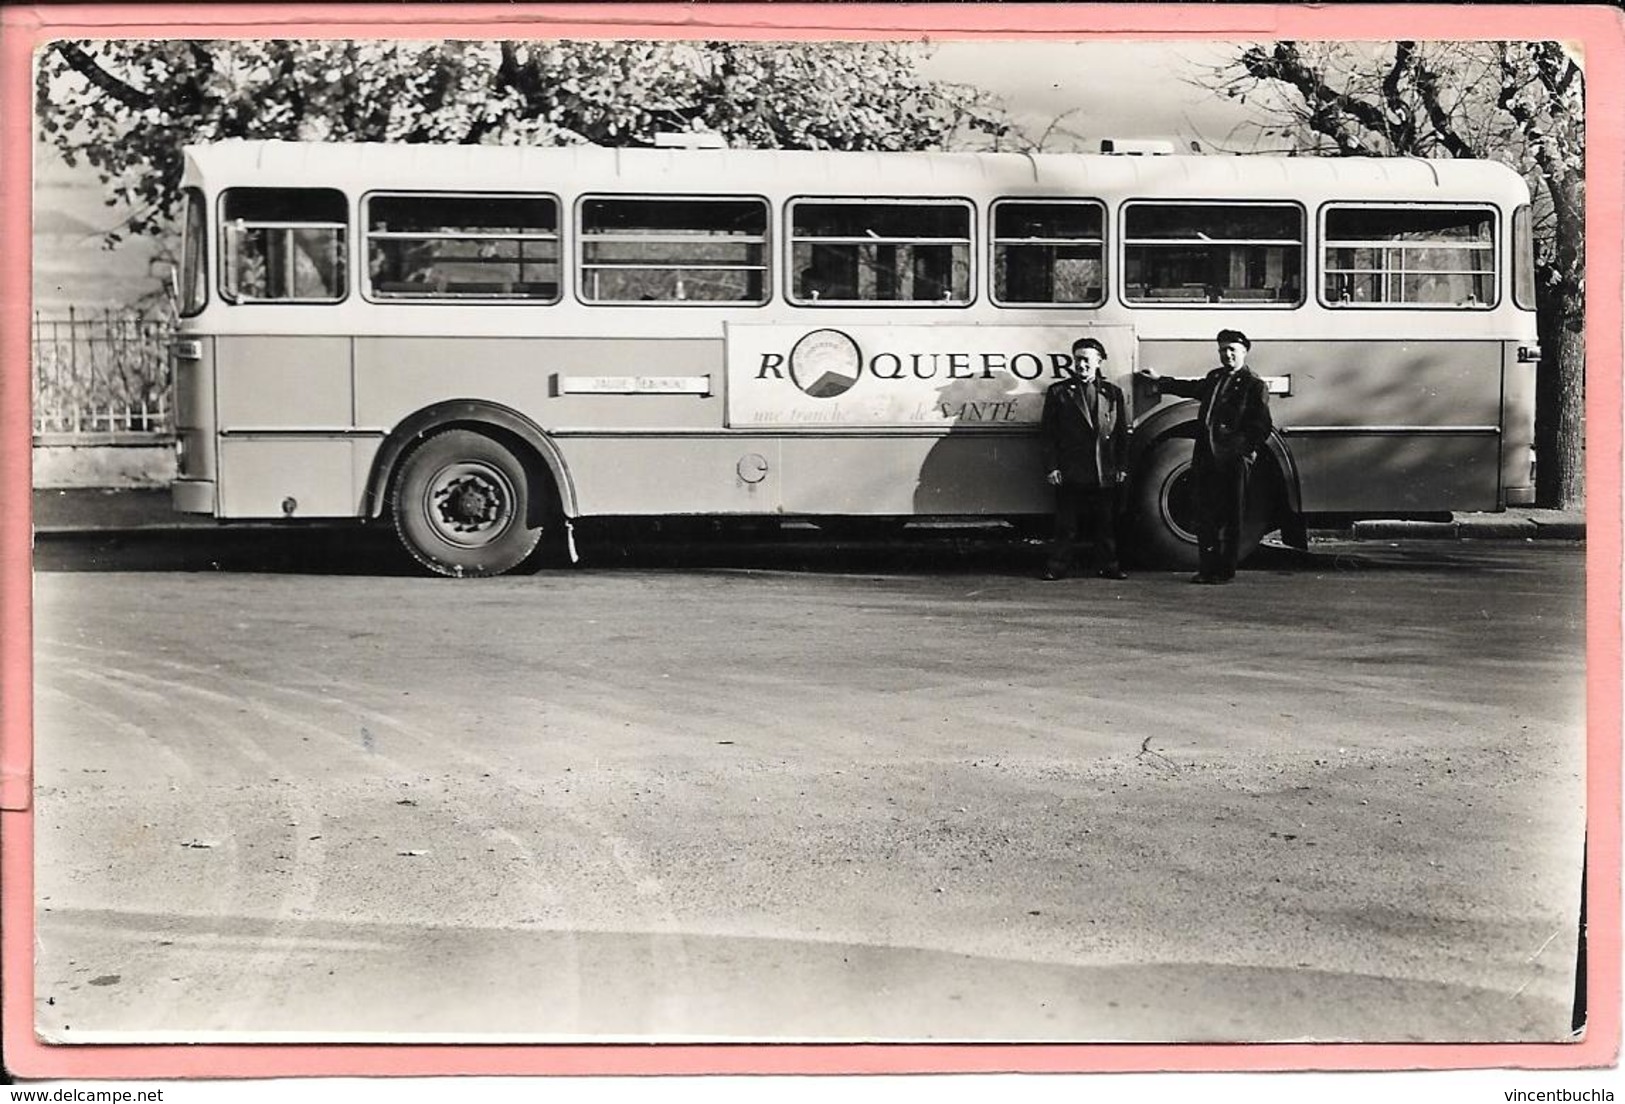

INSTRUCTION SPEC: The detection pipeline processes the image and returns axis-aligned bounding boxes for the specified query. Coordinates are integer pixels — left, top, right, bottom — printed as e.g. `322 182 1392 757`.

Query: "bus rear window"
179 187 207 316
790 200 972 305
579 197 767 304
1513 204 1536 310
220 188 347 304
992 200 1104 307
1124 202 1303 306
1323 205 1496 308
366 193 560 301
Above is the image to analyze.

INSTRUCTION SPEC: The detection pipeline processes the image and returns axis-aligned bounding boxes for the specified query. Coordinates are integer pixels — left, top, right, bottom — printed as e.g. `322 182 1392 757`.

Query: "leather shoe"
1096 567 1129 580
1040 568 1068 581
1189 572 1229 585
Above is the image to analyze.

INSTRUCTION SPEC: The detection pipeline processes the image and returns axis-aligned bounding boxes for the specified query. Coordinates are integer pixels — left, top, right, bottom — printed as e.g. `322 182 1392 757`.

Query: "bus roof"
181 139 1532 205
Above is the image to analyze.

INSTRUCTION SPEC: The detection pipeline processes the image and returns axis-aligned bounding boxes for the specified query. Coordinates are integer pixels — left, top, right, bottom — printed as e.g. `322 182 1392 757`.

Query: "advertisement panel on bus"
726 324 1136 429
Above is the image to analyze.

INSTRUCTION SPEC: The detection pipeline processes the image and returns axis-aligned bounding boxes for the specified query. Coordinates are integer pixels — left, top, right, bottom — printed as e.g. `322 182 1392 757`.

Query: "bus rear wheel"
391 429 545 578
1128 436 1277 571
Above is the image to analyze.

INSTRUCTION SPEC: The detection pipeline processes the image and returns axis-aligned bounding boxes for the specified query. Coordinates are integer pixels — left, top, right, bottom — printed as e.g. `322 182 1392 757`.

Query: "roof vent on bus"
654 132 727 150
1098 138 1178 156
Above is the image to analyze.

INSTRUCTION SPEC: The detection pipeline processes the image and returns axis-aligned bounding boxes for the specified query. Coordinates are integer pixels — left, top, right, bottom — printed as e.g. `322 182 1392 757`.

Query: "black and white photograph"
22 26 1593 1054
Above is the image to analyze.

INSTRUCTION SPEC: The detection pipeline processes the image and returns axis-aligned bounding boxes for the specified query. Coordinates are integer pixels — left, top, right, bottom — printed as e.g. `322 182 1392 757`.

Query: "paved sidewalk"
29 487 1587 541
1351 507 1586 542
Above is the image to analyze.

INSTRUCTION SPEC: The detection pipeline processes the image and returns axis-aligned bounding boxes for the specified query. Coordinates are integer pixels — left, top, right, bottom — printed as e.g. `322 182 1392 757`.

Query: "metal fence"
31 308 175 439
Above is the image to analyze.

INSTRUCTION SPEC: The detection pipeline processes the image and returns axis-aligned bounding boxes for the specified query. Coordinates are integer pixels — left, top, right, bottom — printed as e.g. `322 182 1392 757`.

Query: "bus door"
212 186 357 519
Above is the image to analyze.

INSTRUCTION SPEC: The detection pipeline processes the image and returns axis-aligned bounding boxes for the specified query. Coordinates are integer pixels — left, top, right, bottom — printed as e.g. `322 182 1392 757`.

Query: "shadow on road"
33 527 418 577
26 518 1558 579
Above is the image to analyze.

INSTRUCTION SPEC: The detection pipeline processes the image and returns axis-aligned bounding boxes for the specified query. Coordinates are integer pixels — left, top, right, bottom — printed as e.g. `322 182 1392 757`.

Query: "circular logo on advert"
789 328 862 398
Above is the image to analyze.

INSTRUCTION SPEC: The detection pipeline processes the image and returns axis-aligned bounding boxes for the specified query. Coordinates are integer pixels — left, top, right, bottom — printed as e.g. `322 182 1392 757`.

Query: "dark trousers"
1194 458 1247 578
1047 485 1119 575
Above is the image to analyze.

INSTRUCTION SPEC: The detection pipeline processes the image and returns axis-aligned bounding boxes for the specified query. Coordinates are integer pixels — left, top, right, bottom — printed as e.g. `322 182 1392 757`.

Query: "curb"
1352 517 1585 541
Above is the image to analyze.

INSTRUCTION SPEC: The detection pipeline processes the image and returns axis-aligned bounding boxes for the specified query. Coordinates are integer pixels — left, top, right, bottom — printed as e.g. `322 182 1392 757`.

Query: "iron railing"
31 308 174 439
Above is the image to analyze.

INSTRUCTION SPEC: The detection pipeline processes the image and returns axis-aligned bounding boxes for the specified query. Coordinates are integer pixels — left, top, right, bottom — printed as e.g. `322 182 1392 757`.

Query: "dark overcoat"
1157 367 1272 467
1039 375 1129 488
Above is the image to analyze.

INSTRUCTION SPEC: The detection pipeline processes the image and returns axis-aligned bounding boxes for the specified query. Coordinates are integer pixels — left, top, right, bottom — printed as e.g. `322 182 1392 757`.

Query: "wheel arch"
1129 402 1307 549
1128 400 1199 469
365 401 578 523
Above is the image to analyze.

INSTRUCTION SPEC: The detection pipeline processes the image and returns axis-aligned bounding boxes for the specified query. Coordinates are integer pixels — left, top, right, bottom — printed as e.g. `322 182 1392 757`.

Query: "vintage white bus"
168 139 1540 575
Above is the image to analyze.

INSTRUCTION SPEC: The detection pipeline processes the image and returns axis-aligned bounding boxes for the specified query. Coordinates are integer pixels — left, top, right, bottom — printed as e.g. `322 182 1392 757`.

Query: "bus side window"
991 199 1105 307
220 187 347 304
1123 202 1303 307
579 197 769 304
789 200 972 306
366 193 561 302
1322 205 1497 308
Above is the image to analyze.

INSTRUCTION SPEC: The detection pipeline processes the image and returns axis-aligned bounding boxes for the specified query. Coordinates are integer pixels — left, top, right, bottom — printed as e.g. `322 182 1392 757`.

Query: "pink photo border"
2 2 1619 1079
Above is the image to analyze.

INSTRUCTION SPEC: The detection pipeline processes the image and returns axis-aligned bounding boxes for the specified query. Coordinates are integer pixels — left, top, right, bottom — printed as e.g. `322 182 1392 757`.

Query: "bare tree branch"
52 41 154 110
1412 55 1476 158
1382 42 1417 149
1238 42 1389 153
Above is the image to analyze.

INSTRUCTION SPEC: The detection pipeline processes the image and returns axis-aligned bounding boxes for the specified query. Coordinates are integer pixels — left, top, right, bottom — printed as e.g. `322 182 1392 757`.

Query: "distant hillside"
32 142 168 315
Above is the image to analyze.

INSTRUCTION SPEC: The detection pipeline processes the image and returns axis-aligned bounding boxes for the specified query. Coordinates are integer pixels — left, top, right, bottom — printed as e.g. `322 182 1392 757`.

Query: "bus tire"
391 429 545 578
1128 436 1278 571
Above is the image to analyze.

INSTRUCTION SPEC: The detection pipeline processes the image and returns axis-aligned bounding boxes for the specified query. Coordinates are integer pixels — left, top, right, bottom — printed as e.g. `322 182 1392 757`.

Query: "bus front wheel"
1128 436 1277 571
391 429 545 578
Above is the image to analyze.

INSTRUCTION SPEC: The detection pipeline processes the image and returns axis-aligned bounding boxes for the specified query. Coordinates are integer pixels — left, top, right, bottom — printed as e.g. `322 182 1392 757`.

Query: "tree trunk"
1535 177 1585 511
1535 302 1585 509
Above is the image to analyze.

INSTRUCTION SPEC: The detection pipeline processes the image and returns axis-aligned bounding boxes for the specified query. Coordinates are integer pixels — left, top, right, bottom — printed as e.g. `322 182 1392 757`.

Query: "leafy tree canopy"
38 38 1012 242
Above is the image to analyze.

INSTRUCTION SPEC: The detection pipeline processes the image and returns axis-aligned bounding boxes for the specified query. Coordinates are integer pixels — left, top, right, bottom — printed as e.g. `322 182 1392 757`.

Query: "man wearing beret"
1039 336 1129 581
1137 329 1273 584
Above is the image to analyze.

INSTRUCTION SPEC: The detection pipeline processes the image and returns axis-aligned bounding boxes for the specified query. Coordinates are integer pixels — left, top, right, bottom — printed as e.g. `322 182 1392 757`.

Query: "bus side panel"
780 434 1049 516
217 438 364 518
353 337 726 432
1137 338 1505 514
214 335 357 518
216 336 353 427
555 434 1051 518
553 437 783 516
1289 433 1502 513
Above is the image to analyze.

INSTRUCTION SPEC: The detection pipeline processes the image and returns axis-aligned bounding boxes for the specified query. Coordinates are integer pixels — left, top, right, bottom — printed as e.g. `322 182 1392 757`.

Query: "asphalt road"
29 529 1588 1043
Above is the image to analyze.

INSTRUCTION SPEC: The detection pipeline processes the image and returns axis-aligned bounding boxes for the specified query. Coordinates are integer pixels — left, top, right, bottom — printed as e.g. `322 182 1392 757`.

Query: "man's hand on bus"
1046 469 1064 486
1135 367 1161 382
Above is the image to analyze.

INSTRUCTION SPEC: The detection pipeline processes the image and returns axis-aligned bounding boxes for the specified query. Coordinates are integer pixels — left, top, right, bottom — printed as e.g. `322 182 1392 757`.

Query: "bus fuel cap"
737 453 769 484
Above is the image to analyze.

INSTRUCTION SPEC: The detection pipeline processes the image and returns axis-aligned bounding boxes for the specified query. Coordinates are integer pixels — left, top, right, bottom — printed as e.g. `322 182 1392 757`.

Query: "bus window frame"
360 189 564 306
988 197 1107 309
179 186 209 318
785 195 977 308
575 192 772 307
1118 198 1306 309
216 186 351 307
1317 201 1501 311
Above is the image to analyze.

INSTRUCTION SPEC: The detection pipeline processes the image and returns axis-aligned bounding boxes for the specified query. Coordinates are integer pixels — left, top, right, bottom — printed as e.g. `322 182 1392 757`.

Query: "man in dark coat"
1039 336 1129 580
1137 329 1273 584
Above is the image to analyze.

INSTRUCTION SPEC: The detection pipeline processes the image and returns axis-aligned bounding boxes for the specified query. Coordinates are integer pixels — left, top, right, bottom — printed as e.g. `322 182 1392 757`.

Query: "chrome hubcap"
424 461 515 548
